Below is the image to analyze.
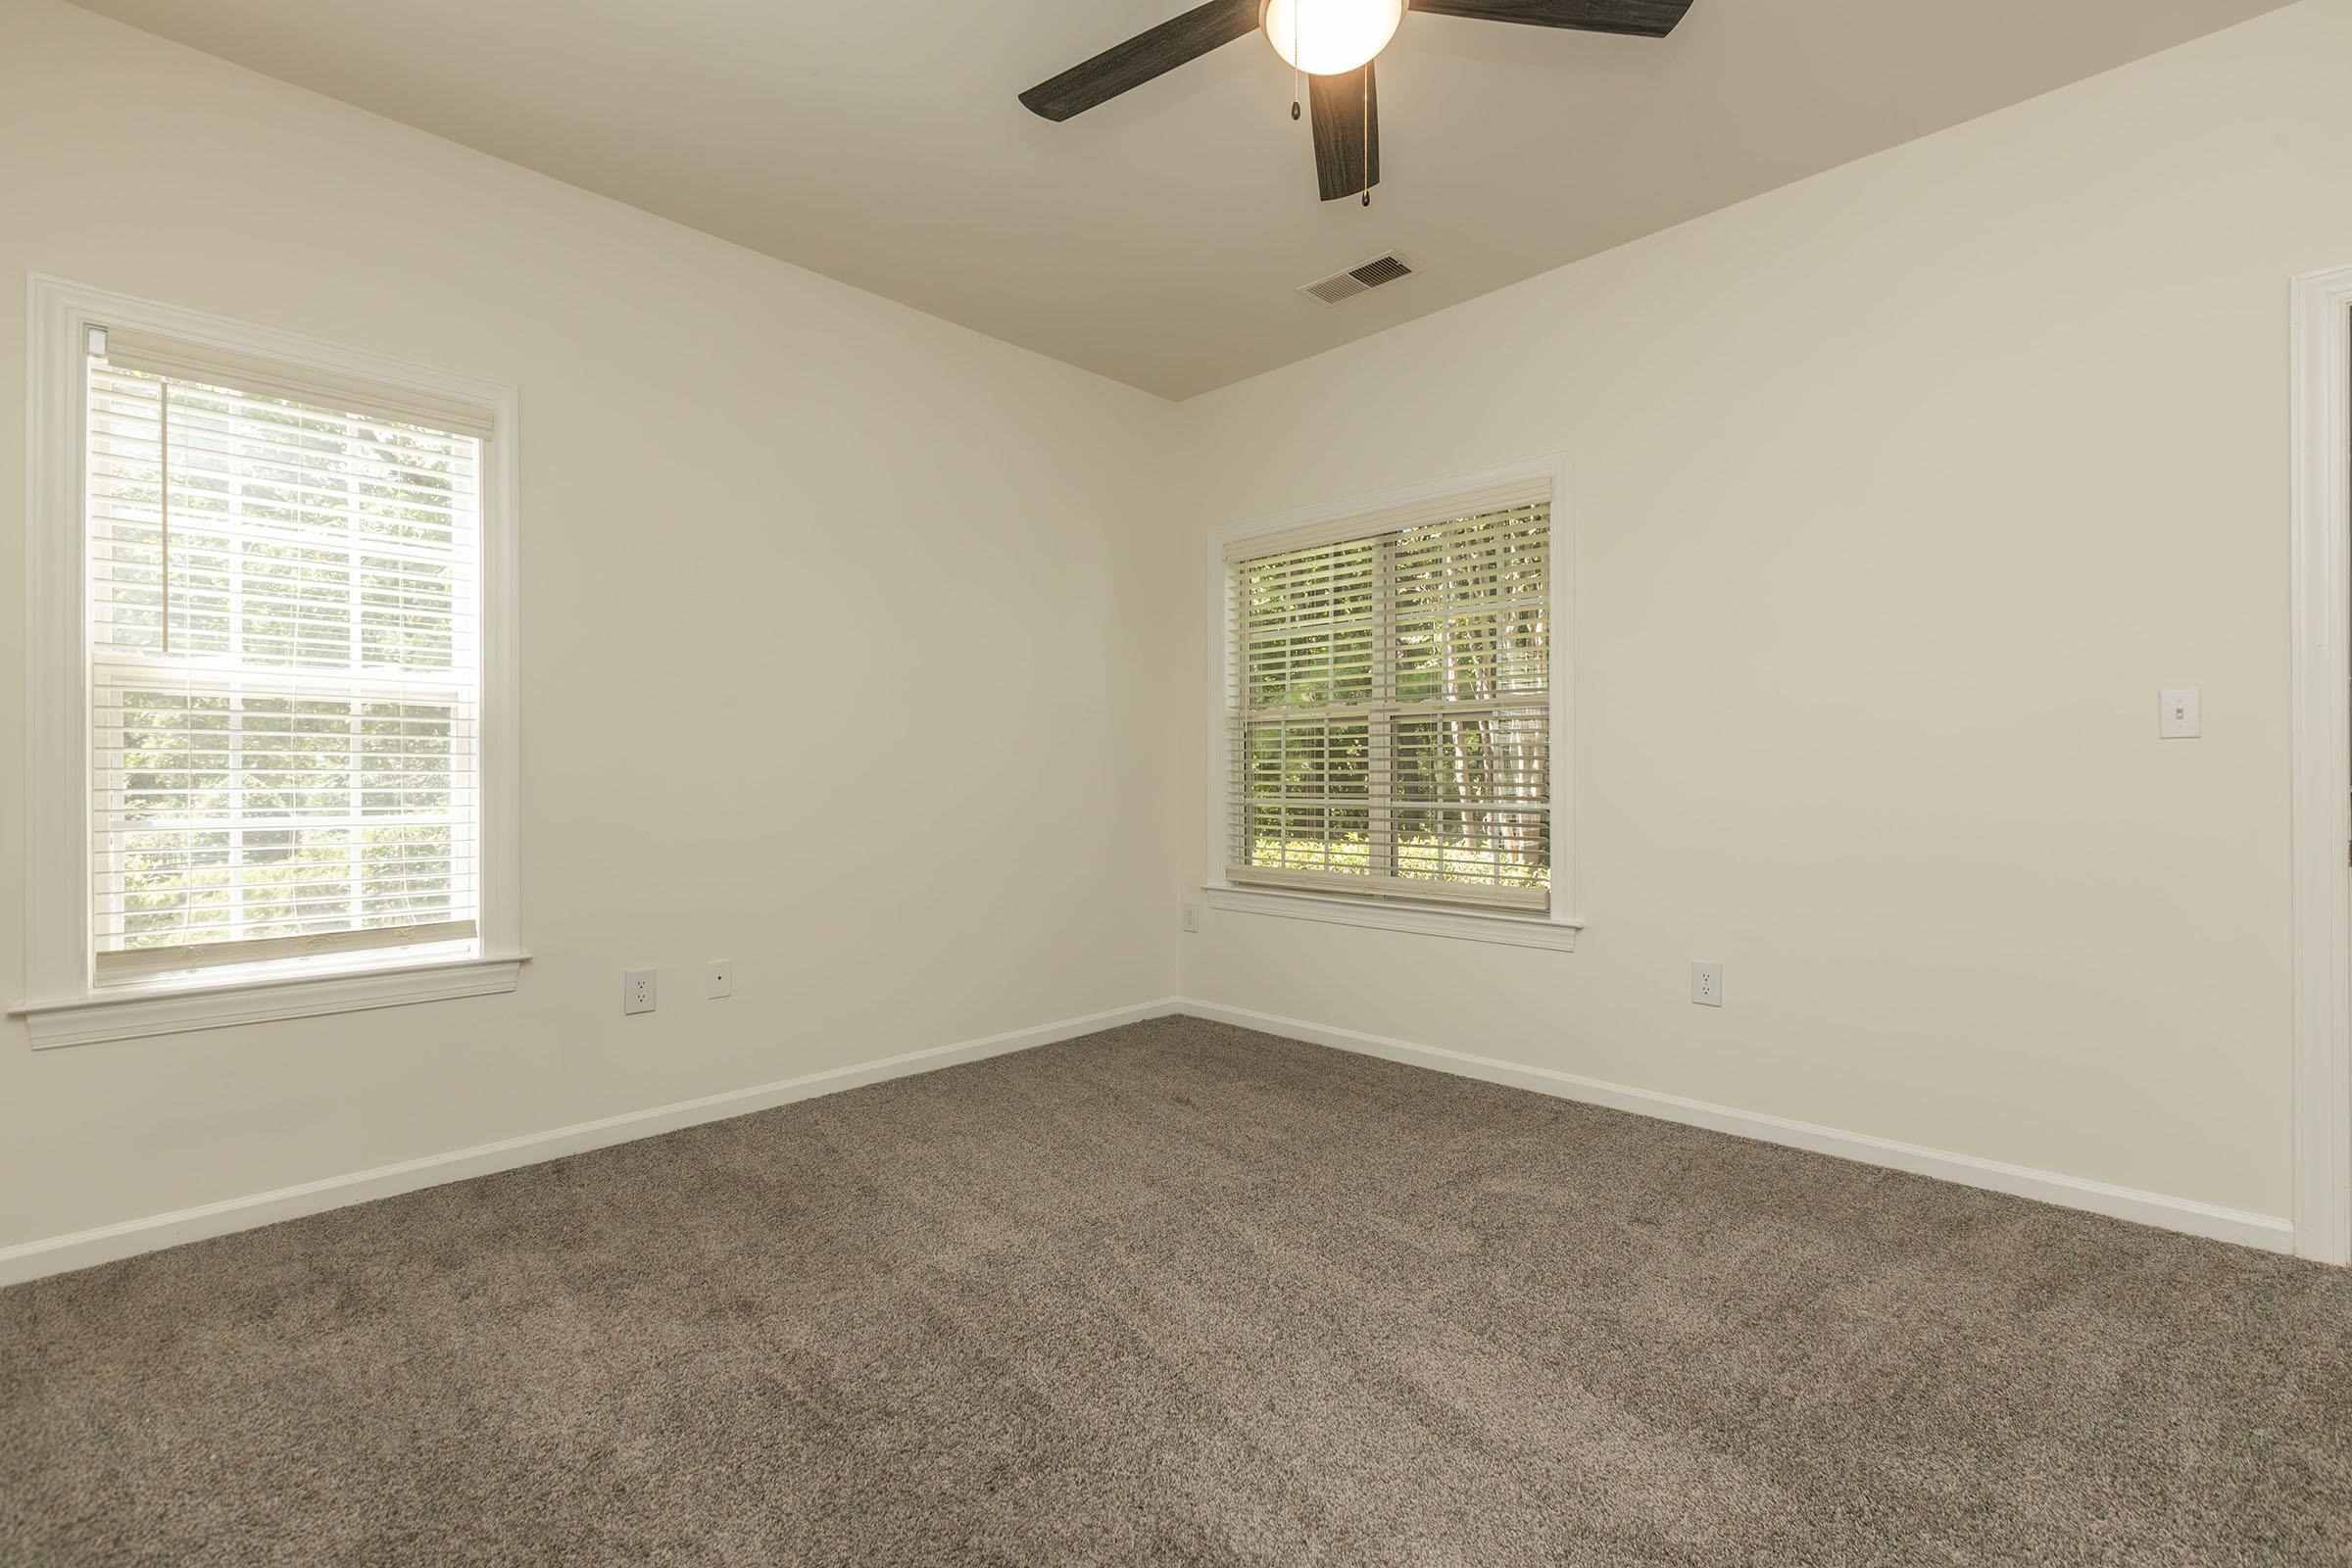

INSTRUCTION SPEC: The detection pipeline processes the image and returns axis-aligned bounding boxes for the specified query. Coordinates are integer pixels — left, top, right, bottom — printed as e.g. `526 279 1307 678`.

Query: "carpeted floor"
3 1016 2349 1566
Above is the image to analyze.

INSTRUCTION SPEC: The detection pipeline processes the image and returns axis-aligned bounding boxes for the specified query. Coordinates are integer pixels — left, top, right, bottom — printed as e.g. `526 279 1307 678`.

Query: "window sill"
1205 886 1582 951
11 952 529 1050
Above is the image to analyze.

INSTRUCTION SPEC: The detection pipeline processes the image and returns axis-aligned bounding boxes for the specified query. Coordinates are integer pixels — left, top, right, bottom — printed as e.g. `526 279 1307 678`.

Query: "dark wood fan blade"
1019 0 1261 122
1406 0 1692 37
1308 62 1380 203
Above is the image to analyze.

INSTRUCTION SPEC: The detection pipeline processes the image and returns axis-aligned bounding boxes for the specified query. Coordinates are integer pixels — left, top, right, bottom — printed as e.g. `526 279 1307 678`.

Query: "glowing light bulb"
1262 0 1405 76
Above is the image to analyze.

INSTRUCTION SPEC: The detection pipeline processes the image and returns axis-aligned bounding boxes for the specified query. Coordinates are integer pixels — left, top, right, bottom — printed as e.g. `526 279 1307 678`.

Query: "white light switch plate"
2159 688 2202 739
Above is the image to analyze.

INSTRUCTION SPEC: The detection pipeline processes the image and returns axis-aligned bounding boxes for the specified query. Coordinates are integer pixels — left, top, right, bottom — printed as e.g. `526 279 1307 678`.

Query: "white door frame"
2290 263 2352 1266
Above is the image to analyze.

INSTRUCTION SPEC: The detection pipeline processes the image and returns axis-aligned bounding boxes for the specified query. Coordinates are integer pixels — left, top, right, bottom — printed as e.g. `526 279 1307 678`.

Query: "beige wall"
1171 0 2352 1220
6 0 2344 1256
0 0 1180 1250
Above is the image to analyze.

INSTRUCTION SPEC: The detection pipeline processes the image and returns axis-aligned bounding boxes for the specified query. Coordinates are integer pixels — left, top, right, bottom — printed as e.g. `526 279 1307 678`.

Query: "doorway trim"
2291 263 2352 1266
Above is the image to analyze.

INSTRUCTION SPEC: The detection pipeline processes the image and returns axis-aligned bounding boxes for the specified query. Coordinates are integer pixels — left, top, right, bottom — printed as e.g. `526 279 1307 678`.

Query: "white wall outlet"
1182 903 1200 934
1691 961 1724 1007
2159 688 2202 739
706 959 732 1000
623 968 657 1015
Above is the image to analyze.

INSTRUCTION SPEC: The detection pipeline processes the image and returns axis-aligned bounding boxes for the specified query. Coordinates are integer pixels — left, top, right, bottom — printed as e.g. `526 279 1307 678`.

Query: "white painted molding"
1201 453 1582 944
0 997 1183 1286
1176 1000 2296 1254
23 275 86 1020
1205 886 1580 950
2290 263 2352 1267
12 953 529 1050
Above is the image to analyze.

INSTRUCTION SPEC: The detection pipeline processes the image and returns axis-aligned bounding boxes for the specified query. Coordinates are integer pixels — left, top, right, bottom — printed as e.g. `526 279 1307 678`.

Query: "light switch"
2159 688 2202 740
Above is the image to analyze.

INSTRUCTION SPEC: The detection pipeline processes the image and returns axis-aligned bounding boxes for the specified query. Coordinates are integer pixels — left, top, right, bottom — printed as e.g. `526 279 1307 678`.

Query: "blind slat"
93 921 478 984
1226 484 1549 564
103 328 497 441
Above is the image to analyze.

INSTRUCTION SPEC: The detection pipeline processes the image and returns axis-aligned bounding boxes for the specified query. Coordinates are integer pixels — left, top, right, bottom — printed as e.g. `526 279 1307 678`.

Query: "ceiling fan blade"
1406 0 1691 37
1020 0 1262 122
1308 62 1380 203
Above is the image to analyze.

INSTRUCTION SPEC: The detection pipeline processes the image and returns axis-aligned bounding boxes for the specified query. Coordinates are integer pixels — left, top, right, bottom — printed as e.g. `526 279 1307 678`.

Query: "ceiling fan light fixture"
1262 0 1405 76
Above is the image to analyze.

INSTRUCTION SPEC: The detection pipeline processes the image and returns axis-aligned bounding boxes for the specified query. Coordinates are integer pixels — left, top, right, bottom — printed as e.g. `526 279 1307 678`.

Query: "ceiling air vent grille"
1299 253 1415 307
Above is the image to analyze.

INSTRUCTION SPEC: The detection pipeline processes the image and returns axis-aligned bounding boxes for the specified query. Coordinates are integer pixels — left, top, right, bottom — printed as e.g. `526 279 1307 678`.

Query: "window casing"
1210 464 1575 945
17 278 520 1047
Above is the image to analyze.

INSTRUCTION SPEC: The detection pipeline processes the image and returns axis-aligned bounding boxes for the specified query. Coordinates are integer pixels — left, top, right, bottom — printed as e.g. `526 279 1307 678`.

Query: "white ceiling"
70 0 2289 399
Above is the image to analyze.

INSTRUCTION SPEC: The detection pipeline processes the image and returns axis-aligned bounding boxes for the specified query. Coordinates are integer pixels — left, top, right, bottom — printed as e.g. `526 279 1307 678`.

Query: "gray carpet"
4 1016 2348 1567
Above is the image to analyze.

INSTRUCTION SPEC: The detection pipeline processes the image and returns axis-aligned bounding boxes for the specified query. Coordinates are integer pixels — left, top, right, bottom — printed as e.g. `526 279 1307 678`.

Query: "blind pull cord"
159 376 171 656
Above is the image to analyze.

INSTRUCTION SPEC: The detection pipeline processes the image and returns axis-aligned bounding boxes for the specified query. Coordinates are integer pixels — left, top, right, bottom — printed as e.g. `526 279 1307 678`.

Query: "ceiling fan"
1020 1 1693 206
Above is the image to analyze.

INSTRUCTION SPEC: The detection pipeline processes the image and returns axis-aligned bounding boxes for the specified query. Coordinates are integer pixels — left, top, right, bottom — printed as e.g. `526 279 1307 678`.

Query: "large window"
20 279 519 1047
1217 468 1566 939
85 338 487 981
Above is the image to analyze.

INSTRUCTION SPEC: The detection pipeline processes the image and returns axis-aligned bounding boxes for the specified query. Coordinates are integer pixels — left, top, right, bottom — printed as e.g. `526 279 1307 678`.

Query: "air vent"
1299 253 1416 307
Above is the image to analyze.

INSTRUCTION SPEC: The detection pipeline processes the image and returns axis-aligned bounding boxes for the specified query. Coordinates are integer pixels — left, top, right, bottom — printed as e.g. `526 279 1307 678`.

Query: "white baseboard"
4 994 2293 1286
1175 999 2296 1254
0 997 1184 1287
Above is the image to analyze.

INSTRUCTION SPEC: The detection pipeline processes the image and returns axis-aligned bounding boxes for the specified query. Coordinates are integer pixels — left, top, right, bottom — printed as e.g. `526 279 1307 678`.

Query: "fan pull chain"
1361 68 1372 207
1291 5 1301 120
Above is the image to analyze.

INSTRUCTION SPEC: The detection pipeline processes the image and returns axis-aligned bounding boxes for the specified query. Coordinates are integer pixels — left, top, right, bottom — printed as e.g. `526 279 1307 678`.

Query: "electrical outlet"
1690 961 1724 1008
1182 903 1200 934
623 968 657 1015
706 959 732 1000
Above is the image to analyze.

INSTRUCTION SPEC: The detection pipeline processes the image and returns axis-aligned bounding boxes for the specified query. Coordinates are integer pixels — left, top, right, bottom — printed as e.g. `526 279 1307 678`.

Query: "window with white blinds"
1225 480 1551 913
82 332 485 984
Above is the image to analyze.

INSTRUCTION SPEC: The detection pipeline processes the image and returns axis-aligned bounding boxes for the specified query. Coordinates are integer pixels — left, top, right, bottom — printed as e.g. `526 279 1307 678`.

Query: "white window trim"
13 275 526 1049
1202 453 1581 952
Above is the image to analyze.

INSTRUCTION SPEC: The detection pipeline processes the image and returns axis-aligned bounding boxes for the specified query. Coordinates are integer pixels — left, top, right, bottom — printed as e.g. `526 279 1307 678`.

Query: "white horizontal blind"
1227 486 1550 911
102 328 499 442
84 342 484 984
